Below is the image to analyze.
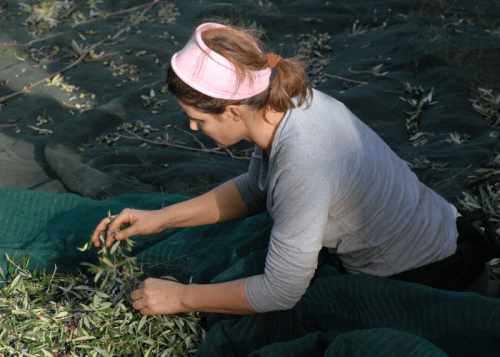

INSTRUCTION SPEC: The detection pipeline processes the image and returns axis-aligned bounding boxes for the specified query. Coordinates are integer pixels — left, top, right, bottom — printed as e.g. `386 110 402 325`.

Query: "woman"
92 22 499 316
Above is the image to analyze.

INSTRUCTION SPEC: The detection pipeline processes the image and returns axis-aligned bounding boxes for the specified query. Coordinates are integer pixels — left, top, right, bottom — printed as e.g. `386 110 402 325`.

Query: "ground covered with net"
1 0 500 356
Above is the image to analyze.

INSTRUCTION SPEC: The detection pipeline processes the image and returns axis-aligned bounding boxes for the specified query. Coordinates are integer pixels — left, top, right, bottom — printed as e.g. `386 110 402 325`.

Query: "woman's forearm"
156 179 250 230
180 278 257 315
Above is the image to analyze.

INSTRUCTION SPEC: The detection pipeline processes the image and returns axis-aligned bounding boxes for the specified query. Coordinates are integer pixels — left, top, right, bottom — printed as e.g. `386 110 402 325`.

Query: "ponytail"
267 56 312 113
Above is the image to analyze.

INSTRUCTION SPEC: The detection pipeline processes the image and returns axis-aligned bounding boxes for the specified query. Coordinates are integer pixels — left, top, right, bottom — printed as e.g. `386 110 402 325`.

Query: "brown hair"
166 22 313 117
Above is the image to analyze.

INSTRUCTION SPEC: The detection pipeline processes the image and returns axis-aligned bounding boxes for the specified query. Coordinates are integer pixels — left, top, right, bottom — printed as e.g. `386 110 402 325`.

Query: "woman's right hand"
92 208 161 248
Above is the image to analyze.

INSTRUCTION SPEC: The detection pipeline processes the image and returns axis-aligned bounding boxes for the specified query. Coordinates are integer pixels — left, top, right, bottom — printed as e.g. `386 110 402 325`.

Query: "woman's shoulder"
283 90 354 141
271 90 364 170
304 89 346 109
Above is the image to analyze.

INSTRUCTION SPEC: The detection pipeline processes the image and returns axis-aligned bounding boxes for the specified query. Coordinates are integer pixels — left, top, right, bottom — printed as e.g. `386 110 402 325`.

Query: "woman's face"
177 101 246 148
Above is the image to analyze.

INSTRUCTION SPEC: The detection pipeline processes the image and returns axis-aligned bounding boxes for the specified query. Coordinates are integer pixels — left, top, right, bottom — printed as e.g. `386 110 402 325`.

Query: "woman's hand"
130 278 186 315
92 208 162 247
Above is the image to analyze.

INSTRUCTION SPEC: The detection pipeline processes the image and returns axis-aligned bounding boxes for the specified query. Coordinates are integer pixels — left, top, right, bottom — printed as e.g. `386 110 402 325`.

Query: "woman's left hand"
130 278 186 315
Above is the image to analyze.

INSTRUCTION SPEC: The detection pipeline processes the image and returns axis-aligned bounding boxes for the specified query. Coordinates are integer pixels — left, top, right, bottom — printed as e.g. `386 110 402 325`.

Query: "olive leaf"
1 221 206 356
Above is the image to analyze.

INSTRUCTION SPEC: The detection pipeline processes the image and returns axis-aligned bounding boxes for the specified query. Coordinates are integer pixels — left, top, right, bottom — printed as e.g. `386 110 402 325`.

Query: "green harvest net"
1 0 500 355
1 187 500 357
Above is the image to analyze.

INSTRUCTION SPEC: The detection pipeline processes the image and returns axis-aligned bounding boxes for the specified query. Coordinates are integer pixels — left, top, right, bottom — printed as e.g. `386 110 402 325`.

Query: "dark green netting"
2 0 500 201
1 187 500 356
2 0 500 355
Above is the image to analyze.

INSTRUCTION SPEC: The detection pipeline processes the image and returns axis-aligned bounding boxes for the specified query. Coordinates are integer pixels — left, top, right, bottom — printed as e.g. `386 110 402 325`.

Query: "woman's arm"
130 277 257 315
157 179 250 229
93 179 250 246
181 278 256 314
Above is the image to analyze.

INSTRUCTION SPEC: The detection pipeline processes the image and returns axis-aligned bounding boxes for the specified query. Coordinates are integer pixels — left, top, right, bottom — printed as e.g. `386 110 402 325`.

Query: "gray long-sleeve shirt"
233 89 459 313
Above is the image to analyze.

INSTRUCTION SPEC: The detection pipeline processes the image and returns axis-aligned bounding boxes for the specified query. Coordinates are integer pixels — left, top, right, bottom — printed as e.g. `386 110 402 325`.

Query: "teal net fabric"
3 0 500 355
1 187 499 356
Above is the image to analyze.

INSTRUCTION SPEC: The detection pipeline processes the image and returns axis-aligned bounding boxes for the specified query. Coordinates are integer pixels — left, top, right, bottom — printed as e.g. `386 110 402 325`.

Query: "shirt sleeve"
244 167 331 312
232 146 267 216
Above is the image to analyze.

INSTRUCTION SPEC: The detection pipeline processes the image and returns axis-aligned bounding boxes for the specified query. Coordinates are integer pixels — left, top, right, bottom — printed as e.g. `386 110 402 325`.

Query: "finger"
107 209 136 235
130 289 141 301
103 218 129 247
92 217 109 243
107 224 137 244
140 307 153 315
107 209 131 231
92 217 112 247
132 299 146 311
105 231 118 248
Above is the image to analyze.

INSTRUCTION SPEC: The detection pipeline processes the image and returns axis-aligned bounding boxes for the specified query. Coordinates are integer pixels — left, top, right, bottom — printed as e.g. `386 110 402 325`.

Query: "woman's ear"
225 105 243 121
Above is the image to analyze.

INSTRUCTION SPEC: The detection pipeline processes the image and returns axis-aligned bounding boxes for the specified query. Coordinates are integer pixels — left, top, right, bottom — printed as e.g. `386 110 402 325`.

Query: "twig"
322 73 368 85
471 96 497 119
174 127 252 160
27 124 52 134
174 127 209 150
120 128 223 155
13 51 25 61
374 88 403 94
72 0 160 29
0 32 64 48
46 265 57 294
342 3 360 15
120 128 251 160
4 254 32 278
419 0 426 16
140 79 165 91
80 51 120 63
443 0 458 14
60 4 77 19
432 165 472 186
0 1 160 105
9 117 24 124
348 64 383 76
0 124 17 132
105 37 127 46
225 148 247 159
432 105 450 111
5 256 23 272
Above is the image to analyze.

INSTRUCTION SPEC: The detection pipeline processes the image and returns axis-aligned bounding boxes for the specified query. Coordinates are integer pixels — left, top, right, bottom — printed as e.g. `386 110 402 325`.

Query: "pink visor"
171 23 272 100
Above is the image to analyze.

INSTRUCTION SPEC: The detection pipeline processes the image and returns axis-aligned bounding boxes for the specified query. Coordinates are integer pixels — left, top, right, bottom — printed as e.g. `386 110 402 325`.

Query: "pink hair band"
171 23 272 100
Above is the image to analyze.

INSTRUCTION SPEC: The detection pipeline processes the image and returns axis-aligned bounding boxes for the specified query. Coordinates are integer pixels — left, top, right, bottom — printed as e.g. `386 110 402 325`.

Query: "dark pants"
388 209 500 291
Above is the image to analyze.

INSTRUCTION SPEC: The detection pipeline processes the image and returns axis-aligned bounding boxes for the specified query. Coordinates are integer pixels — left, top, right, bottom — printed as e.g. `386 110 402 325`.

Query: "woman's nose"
189 120 199 131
